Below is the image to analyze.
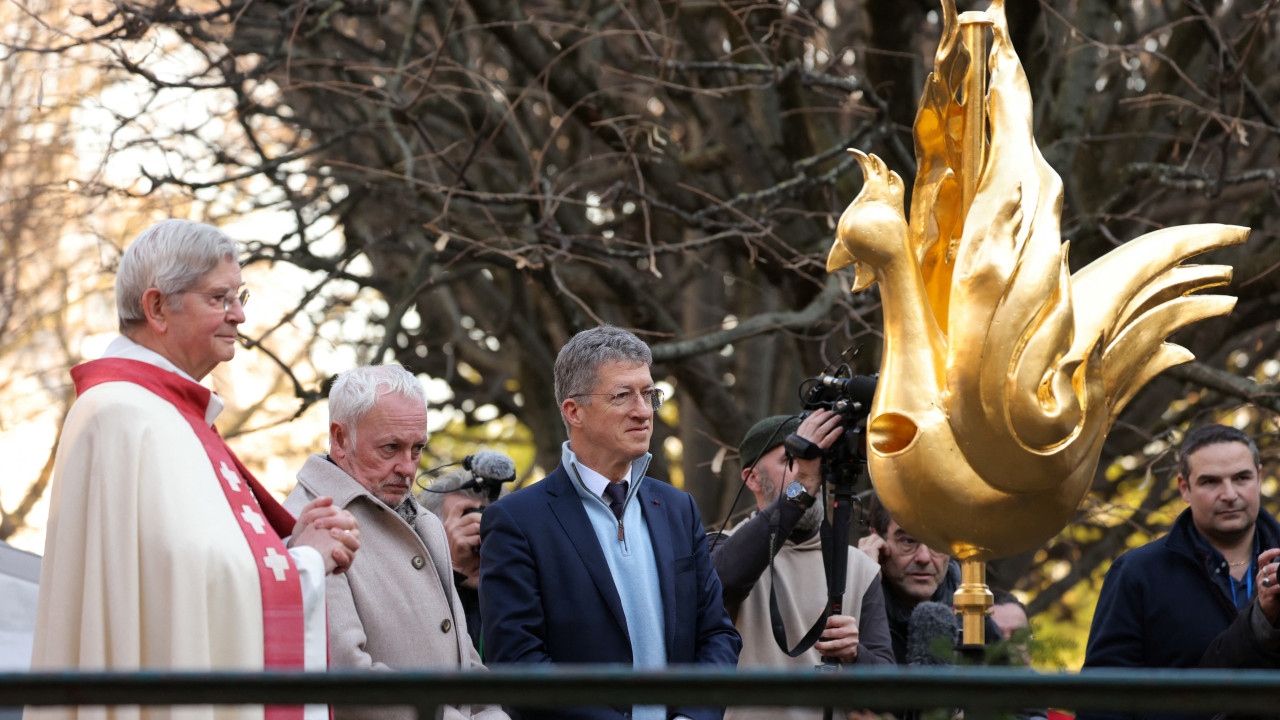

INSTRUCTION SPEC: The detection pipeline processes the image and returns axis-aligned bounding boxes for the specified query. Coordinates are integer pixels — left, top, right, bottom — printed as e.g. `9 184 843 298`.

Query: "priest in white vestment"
30 219 362 720
284 365 507 720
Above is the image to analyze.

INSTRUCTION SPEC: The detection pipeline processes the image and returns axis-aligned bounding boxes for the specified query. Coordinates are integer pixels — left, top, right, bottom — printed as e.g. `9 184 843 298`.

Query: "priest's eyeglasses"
190 288 250 313
572 388 665 411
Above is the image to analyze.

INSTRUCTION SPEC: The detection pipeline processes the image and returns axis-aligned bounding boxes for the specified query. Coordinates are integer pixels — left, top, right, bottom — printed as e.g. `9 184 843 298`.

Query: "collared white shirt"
574 460 634 501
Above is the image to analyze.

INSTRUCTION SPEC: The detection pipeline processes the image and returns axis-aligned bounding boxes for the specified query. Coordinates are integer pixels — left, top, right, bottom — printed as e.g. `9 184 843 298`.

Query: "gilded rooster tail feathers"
1070 223 1246 348
1112 263 1236 332
1106 297 1237 412
1068 223 1247 413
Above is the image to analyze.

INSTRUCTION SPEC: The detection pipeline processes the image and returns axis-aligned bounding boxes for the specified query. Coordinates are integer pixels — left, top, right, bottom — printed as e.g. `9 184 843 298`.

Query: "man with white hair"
31 219 361 720
285 365 506 720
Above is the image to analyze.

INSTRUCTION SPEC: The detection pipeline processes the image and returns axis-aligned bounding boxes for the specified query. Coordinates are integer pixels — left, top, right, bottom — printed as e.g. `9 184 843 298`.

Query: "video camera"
784 366 877 485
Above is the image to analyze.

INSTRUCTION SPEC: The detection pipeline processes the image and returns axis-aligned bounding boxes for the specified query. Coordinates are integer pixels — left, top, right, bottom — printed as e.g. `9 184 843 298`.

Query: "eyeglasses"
889 531 940 556
188 288 250 313
572 388 665 411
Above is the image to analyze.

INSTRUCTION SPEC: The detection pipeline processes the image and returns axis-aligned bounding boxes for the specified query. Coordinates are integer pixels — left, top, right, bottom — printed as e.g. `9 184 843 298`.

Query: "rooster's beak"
827 240 857 273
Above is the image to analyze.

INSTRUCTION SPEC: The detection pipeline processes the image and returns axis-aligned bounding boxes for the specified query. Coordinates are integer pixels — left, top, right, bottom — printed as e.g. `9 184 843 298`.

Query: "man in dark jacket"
1082 425 1280 720
857 493 1001 662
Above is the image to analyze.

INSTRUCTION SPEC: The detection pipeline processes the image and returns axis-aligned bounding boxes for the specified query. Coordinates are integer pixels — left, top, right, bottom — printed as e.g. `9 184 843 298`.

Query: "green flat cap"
739 414 801 467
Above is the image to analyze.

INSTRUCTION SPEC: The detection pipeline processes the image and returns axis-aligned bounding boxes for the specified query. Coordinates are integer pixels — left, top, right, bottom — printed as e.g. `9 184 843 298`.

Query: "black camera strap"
766 507 833 658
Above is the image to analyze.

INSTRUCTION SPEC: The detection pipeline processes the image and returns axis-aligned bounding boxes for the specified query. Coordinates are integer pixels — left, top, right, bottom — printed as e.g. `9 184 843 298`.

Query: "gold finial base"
954 558 993 645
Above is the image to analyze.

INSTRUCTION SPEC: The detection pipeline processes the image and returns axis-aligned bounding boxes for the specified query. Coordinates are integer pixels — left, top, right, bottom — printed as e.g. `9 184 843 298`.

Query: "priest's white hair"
329 364 428 446
116 219 239 332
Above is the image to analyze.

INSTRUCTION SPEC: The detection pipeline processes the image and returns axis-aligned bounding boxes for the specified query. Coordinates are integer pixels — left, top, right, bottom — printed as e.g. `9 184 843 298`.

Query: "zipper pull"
618 521 625 542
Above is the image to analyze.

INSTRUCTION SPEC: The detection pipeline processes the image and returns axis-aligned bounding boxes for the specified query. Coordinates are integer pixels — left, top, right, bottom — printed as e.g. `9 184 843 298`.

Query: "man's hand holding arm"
290 496 361 575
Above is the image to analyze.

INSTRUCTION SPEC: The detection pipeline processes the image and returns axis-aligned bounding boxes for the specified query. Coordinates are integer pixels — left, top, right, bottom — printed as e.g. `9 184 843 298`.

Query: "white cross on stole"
220 461 242 492
263 547 291 581
241 505 267 534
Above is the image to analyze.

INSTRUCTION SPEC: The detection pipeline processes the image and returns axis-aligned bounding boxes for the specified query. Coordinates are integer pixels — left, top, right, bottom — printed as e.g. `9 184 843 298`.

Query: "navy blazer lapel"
639 481 678 653
544 467 630 636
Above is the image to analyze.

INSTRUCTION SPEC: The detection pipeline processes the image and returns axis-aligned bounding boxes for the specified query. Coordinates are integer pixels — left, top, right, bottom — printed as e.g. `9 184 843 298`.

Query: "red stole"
72 357 307 720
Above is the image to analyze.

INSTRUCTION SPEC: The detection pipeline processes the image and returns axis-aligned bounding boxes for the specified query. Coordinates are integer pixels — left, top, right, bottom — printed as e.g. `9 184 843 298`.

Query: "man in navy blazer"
479 326 741 720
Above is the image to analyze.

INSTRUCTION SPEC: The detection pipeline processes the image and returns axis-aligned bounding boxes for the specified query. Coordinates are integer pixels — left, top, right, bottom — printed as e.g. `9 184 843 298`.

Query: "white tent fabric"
0 540 39 671
1 540 39 719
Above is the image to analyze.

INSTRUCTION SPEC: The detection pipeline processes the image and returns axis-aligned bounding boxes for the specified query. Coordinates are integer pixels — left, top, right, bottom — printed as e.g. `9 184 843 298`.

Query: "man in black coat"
858 493 1001 663
1082 425 1280 720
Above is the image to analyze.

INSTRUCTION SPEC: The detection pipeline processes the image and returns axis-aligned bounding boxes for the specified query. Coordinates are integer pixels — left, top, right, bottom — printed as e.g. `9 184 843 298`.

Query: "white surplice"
30 337 327 720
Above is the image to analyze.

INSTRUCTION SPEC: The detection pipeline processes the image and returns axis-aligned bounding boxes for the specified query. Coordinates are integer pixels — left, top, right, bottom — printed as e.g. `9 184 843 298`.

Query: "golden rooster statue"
827 0 1248 587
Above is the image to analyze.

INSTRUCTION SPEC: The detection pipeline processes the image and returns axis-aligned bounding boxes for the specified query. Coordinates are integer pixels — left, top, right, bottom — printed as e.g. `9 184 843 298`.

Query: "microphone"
905 601 959 666
463 450 516 483
461 450 516 502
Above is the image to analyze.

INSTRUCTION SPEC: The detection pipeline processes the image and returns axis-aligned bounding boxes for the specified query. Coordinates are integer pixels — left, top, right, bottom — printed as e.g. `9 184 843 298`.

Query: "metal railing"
5 667 1280 717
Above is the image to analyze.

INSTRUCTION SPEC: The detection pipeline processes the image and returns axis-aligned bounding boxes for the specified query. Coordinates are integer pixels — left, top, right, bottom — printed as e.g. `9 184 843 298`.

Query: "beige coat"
721 523 884 720
285 454 507 720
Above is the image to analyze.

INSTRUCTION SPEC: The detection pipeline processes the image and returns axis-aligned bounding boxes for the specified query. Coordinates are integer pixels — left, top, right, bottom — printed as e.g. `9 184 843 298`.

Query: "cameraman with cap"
711 410 894 720
419 465 510 658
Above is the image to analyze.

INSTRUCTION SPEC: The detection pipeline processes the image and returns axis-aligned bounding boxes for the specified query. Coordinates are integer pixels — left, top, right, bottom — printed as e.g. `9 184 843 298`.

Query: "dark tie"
603 481 629 521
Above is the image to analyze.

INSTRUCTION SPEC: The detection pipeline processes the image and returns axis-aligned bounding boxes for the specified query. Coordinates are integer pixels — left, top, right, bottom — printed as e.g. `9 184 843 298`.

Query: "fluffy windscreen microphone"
463 450 517 483
905 601 960 666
